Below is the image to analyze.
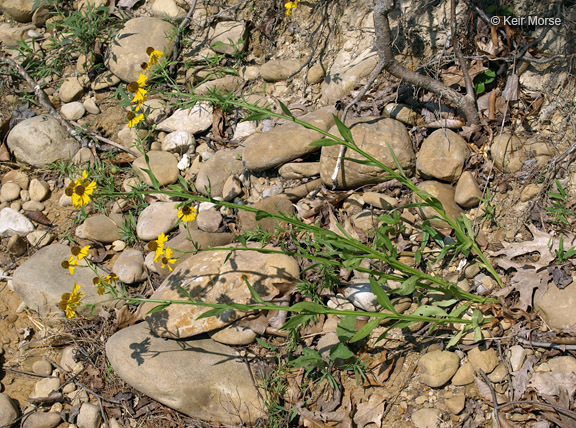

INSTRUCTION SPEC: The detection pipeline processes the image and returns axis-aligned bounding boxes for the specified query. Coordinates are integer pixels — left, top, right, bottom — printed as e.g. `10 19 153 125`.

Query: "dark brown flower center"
147 241 158 251
127 82 139 93
74 185 85 196
93 277 101 285
65 186 73 196
146 47 155 55
61 260 70 269
140 61 149 70
71 246 81 256
126 112 136 121
182 206 192 215
162 257 169 264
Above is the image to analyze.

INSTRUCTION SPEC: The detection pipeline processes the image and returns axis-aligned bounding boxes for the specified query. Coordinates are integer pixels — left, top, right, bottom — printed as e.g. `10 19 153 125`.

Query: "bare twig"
0 56 88 148
450 0 475 102
373 0 480 125
3 366 57 378
478 368 503 428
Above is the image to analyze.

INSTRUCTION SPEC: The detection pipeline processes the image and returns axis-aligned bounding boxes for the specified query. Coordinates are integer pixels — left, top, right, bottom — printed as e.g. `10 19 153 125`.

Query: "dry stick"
450 0 476 103
374 0 480 125
69 120 139 157
3 366 57 378
0 56 87 148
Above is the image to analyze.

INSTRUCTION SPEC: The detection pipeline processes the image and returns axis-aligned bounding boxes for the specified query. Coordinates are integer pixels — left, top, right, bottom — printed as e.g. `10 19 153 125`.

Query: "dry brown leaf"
528 372 576 397
353 391 385 428
474 376 507 404
509 267 550 311
490 224 576 270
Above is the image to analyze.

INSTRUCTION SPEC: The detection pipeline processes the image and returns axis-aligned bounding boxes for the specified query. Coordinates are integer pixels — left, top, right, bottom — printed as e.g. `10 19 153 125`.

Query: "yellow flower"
144 46 163 69
178 205 197 222
285 0 300 16
65 171 96 209
67 244 91 275
147 232 168 262
93 272 118 295
126 111 144 128
58 283 85 319
127 73 148 110
160 247 176 271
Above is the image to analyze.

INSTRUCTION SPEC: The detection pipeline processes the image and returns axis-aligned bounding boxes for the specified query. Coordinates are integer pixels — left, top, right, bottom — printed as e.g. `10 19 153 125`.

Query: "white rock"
60 102 85 120
113 249 147 284
0 207 34 237
136 202 179 241
177 153 190 170
157 102 213 134
508 345 526 372
82 97 100 114
26 230 54 248
161 131 195 153
233 120 257 139
30 377 61 399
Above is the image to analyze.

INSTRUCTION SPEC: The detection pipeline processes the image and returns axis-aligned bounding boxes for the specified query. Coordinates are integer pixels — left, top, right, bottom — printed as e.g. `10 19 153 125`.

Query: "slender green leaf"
333 115 354 143
350 318 380 343
146 303 170 314
369 277 397 313
278 100 295 119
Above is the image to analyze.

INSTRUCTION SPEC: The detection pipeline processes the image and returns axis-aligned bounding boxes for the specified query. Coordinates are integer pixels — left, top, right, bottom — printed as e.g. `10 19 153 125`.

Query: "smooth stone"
233 120 258 139
195 148 244 197
307 63 325 84
411 408 439 428
28 179 50 202
467 347 499 374
60 102 85 121
451 362 475 385
491 133 554 173
445 393 465 415
454 171 482 208
194 75 243 96
7 115 80 167
2 170 29 189
60 346 78 372
105 17 174 82
260 59 302 82
22 200 45 212
161 131 196 154
362 192 398 209
278 162 321 179
415 181 463 228
106 322 263 425
237 195 295 233
156 102 213 134
1 182 20 201
209 322 257 345
0 207 34 237
244 107 336 171
0 393 19 427
59 77 84 103
342 279 380 312
320 117 415 189
488 363 507 382
30 378 60 399
418 350 460 387
520 183 541 202
196 209 222 233
76 403 101 428
32 360 53 376
140 244 299 338
534 282 576 331
151 0 186 18
92 72 121 91
133 151 179 186
26 230 54 248
508 345 526 372
11 244 105 315
22 412 61 428
351 210 380 230
0 0 34 22
209 21 247 55
0 23 34 45
417 129 469 182
112 249 146 284
75 214 123 244
136 202 179 241
82 98 100 115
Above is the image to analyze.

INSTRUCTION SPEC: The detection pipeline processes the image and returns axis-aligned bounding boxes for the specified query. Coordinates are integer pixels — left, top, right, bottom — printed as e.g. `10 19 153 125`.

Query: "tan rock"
415 181 463 228
454 171 482 208
418 350 460 387
417 129 469 182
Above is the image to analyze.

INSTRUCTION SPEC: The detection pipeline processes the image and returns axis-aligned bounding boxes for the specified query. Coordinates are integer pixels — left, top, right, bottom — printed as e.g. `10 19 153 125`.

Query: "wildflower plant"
65 171 97 209
285 0 301 16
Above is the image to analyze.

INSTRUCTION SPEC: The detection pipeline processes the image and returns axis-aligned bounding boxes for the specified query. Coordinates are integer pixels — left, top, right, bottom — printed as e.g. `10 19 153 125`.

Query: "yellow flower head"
178 205 197 222
66 244 91 275
65 171 96 209
126 111 144 128
93 272 118 295
127 73 148 109
160 247 176 271
58 283 85 318
285 0 300 16
148 232 168 262
145 47 163 70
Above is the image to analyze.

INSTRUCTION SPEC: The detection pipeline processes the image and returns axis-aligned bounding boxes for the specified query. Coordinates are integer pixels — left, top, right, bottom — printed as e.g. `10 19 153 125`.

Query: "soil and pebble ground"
1 0 576 427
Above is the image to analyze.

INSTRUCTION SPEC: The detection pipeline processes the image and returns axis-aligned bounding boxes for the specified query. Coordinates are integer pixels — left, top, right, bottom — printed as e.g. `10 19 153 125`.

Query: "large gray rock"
105 17 174 83
106 322 263 425
416 129 469 182
156 102 213 134
320 117 415 189
195 148 244 197
243 107 336 171
7 115 80 167
113 249 146 284
11 244 105 315
139 244 299 338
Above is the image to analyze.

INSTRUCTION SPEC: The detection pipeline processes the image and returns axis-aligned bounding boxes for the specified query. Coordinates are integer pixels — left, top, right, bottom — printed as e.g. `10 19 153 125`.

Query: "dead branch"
373 0 480 125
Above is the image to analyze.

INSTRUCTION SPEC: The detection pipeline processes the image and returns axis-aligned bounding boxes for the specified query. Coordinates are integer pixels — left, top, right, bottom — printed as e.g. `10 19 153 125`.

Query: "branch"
373 0 480 125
